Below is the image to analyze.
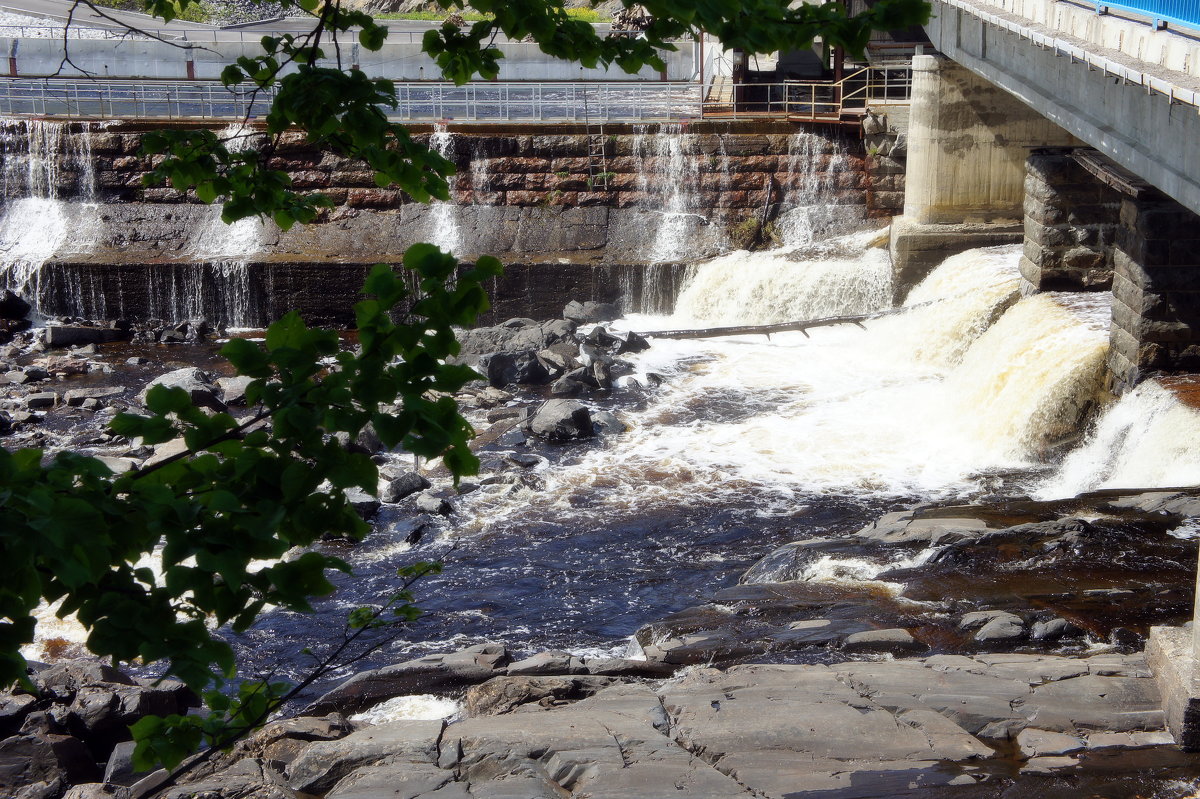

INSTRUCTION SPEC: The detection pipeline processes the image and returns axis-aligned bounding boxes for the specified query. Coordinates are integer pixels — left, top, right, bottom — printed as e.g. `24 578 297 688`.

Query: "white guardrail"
0 78 705 122
939 0 1200 109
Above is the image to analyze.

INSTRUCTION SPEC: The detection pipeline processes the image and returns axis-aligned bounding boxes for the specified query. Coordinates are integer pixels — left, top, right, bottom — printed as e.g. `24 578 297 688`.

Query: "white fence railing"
0 78 705 122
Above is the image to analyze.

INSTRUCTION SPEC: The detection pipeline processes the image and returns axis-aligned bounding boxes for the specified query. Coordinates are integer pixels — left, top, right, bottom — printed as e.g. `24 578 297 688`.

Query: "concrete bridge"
889 0 1200 747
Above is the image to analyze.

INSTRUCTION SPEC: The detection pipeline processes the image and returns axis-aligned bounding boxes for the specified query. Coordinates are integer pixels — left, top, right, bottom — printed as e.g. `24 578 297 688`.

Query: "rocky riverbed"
4 294 1200 797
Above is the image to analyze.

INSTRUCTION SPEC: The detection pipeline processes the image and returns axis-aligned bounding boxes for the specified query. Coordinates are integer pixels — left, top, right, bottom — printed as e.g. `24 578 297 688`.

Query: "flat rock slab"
170 652 1176 799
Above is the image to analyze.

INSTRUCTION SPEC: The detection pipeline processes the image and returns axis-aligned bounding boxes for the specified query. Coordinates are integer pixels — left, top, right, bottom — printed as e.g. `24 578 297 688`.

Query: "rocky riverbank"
4 295 1200 797
11 648 1189 798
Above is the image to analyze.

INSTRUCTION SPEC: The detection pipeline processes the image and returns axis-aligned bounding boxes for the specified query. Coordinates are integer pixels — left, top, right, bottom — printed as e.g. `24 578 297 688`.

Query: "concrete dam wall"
0 119 904 327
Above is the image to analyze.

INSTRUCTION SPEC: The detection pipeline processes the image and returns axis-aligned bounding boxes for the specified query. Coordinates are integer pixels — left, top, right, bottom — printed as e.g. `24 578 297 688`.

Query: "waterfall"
633 124 708 264
773 132 859 248
0 120 101 305
427 125 462 255
891 245 1024 368
1036 379 1200 498
941 291 1110 460
672 229 892 326
558 243 1117 501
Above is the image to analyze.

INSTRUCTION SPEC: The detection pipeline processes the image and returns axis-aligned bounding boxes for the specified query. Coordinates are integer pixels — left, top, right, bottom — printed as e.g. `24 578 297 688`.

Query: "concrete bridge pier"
888 54 1077 302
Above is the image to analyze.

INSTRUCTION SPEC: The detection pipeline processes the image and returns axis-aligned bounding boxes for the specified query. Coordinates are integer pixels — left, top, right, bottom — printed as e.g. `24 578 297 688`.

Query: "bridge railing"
0 78 704 122
1094 0 1200 32
939 0 1200 108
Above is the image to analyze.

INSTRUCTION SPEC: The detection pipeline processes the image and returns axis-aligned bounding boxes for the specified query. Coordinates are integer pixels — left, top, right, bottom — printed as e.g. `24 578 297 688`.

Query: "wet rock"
458 321 550 357
306 644 510 716
581 658 677 678
216 375 254 406
0 695 36 738
617 330 651 354
842 628 928 655
64 387 124 407
1031 617 1082 641
536 342 579 373
503 452 542 469
478 350 551 387
103 740 148 787
284 719 445 795
855 509 992 545
506 651 585 677
379 472 430 504
345 488 381 521
414 492 453 516
34 661 135 703
484 406 529 423
960 610 1026 643
0 732 100 792
548 374 587 397
1015 728 1086 758
526 399 592 441
466 675 617 716
4 370 29 385
25 392 57 409
44 326 127 349
142 438 190 470
0 290 30 321
591 410 626 435
138 367 227 413
495 428 527 447
563 300 620 324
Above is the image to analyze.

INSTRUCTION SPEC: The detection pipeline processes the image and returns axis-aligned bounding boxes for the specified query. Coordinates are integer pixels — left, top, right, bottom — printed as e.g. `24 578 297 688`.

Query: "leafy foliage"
0 251 498 696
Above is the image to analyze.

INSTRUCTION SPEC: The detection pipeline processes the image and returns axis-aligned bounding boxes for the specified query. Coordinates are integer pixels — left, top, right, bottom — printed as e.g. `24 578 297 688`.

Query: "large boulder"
478 351 551 387
526 399 593 441
563 301 620 324
138 368 227 413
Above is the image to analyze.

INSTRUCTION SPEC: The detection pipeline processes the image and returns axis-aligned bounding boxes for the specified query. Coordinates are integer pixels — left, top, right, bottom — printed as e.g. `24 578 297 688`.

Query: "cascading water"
672 230 892 326
634 124 704 263
0 120 102 304
773 131 859 247
427 125 462 254
231 237 1135 687
1037 379 1200 498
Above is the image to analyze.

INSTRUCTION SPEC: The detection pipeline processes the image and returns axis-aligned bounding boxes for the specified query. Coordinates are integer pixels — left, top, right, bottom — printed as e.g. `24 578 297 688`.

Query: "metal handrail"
1093 0 1200 31
700 66 912 121
0 78 703 122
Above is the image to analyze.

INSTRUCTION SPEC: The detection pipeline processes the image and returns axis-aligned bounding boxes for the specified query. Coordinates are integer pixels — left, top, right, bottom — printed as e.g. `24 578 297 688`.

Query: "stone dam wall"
0 120 902 327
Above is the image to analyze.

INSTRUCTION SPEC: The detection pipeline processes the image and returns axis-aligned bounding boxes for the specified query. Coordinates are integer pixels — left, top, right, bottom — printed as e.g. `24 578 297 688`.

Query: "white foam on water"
1036 380 1200 498
349 694 463 725
452 243 1116 538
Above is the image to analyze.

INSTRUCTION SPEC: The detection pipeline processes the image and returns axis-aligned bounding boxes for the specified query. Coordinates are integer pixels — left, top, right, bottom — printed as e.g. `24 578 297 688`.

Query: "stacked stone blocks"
1109 195 1200 393
1020 152 1122 293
